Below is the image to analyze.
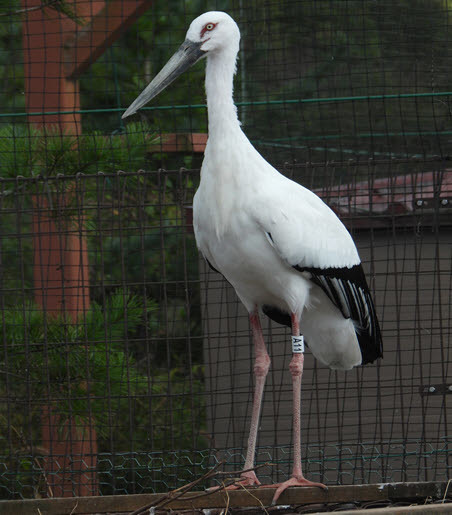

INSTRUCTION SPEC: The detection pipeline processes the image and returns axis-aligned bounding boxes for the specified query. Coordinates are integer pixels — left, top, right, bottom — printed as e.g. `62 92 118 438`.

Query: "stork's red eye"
201 22 217 37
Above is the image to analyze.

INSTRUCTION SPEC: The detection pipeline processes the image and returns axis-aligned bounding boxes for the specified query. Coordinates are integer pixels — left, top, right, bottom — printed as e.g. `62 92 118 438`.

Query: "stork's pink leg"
264 313 327 504
225 308 270 489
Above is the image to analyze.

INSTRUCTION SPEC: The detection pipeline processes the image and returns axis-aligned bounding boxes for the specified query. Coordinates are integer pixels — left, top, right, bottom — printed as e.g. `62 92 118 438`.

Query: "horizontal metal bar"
1 91 451 118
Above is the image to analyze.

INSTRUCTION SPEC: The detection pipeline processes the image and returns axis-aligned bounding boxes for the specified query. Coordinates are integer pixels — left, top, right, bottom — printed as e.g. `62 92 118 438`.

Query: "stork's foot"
262 475 327 504
227 470 261 490
208 470 261 493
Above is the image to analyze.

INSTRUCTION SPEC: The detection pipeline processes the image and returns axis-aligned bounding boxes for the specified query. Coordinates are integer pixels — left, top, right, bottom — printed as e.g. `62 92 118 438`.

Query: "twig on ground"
441 479 452 503
129 462 272 515
237 483 269 515
172 462 273 501
129 461 225 515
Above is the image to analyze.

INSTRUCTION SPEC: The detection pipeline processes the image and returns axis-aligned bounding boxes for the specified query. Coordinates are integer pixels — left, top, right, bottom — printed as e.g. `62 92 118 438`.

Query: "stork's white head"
186 11 240 56
122 11 240 119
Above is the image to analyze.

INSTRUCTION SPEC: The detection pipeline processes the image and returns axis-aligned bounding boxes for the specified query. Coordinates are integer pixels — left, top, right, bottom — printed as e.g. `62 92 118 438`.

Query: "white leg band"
292 335 304 353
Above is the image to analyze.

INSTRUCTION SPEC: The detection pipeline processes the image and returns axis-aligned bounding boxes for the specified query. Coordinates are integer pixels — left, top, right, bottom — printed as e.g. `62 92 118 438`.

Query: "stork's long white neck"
201 46 248 238
205 48 241 136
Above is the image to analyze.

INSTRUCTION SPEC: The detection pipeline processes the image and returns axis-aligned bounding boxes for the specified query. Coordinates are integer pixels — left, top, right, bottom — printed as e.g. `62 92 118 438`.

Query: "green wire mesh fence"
0 0 451 500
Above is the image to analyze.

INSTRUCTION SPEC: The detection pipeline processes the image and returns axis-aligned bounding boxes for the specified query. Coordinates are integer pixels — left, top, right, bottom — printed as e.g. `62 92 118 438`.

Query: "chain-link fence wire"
0 0 451 500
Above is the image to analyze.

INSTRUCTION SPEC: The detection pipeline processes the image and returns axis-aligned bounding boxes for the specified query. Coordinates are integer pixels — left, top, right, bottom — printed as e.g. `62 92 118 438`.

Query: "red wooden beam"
22 0 82 134
65 0 154 79
23 0 96 484
148 133 208 153
21 0 119 498
32 195 91 321
21 0 155 497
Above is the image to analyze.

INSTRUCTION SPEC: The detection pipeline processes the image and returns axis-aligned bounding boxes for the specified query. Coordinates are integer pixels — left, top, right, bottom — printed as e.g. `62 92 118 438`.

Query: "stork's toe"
227 470 261 489
262 475 327 505
207 470 261 494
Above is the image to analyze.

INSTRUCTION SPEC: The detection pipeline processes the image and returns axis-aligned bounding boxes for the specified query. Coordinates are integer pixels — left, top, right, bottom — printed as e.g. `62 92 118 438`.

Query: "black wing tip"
359 326 383 364
357 302 383 365
295 262 383 366
360 346 383 365
361 355 382 366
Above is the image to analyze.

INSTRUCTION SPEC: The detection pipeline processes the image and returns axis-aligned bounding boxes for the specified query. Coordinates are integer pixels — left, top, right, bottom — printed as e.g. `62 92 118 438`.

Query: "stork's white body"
193 22 362 370
123 10 382 503
194 142 363 369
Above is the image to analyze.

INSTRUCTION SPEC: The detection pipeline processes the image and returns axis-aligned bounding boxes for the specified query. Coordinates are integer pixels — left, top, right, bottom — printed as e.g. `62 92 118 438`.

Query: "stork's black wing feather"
294 263 383 365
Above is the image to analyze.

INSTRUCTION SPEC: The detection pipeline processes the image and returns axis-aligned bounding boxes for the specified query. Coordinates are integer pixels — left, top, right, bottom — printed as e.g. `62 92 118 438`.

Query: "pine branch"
0 0 85 25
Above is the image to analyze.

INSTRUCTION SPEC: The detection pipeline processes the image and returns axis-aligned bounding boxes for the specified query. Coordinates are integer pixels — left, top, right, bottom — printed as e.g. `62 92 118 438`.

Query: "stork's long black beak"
122 40 205 119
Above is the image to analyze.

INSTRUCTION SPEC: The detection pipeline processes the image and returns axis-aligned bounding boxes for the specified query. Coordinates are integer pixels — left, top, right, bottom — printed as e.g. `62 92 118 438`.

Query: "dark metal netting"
0 0 451 501
0 160 450 498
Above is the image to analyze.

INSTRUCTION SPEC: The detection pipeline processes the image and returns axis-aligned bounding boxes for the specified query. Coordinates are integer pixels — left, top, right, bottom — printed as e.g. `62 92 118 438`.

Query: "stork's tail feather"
262 263 383 367
294 263 383 365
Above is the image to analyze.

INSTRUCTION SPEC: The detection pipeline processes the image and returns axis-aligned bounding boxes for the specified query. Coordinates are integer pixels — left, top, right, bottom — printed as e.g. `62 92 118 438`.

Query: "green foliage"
0 125 39 177
1 290 154 433
0 1 24 115
0 122 158 179
0 117 205 472
0 289 206 496
0 1 208 497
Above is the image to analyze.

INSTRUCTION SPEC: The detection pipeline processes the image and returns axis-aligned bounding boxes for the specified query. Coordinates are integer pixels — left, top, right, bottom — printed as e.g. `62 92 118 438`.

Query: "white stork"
123 11 383 503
